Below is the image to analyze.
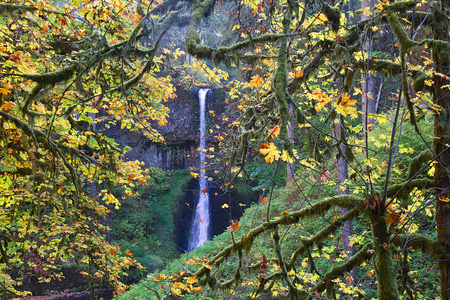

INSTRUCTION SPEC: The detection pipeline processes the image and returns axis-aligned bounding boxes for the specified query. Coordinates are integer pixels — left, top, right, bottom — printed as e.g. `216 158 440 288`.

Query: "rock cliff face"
108 87 226 170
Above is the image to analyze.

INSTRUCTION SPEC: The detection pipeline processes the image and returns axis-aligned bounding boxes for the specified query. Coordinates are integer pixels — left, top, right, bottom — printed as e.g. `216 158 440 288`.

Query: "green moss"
21 64 76 85
385 178 434 199
385 1 420 13
407 150 433 180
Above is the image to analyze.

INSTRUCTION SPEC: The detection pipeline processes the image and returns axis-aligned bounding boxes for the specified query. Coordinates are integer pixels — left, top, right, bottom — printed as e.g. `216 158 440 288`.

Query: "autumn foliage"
0 0 174 296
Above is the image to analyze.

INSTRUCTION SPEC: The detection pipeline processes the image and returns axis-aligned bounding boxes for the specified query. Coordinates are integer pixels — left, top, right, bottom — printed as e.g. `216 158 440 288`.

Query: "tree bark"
287 103 295 183
432 7 450 300
371 212 400 299
332 115 357 283
361 0 376 131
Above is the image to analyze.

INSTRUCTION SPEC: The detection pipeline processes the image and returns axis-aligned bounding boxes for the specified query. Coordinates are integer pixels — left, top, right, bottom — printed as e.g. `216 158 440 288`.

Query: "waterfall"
188 89 211 251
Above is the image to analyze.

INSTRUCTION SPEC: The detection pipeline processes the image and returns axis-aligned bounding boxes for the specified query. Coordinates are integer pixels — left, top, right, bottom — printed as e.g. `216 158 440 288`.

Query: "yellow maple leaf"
185 276 198 284
190 172 199 178
335 93 357 117
259 142 280 163
281 149 298 163
249 75 264 88
439 196 450 202
313 12 328 25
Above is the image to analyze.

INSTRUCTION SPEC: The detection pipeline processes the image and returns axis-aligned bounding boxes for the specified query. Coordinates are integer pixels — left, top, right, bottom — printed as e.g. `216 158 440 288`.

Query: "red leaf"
260 254 267 271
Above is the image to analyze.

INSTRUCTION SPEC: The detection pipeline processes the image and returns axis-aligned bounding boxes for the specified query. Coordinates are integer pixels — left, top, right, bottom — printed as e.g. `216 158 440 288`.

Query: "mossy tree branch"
193 195 365 283
391 234 450 259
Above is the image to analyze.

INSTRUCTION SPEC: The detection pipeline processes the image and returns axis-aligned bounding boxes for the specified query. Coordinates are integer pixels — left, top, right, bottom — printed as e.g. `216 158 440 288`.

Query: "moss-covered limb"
213 34 287 65
250 272 288 298
387 12 421 135
154 8 189 34
353 58 404 77
315 242 374 295
0 111 103 168
88 45 159 101
0 3 67 16
384 1 420 13
22 83 44 112
391 234 449 259
6 64 77 86
273 0 293 150
397 11 435 27
287 208 359 270
185 0 216 60
273 226 299 300
242 195 365 252
218 249 242 288
419 38 450 54
184 0 290 64
193 195 365 281
385 178 434 199
287 46 330 94
407 150 434 180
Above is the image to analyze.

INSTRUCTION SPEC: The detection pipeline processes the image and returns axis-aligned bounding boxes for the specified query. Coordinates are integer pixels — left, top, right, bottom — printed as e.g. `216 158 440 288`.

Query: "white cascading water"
188 89 210 251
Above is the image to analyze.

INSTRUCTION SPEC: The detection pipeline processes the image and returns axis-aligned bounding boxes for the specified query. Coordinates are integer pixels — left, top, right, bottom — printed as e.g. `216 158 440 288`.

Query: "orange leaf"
124 249 133 256
259 196 268 205
199 219 204 223
1 102 15 111
267 125 280 138
385 205 400 226
227 220 240 231
249 75 264 88
201 188 208 194
294 70 304 78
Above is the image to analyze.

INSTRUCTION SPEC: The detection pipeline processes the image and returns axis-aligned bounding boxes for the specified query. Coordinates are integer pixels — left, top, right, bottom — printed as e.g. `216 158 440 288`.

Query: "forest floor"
20 289 114 300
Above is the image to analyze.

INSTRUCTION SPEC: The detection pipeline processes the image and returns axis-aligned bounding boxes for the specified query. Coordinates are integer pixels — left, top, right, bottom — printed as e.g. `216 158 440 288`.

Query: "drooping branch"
407 150 434 180
385 178 434 199
0 111 106 168
315 242 374 297
287 208 360 270
193 195 365 281
273 225 300 300
391 234 450 259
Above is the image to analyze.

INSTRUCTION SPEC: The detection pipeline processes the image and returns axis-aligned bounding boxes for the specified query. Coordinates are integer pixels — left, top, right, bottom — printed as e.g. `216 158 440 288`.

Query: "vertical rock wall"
108 88 226 169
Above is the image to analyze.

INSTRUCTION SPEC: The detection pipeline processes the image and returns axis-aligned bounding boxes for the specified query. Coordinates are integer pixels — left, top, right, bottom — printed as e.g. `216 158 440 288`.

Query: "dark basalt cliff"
107 87 227 170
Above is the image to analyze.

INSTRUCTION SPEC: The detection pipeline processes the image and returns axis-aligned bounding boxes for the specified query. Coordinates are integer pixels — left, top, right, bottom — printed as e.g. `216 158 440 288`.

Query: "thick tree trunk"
371 212 400 299
432 8 450 299
332 115 357 282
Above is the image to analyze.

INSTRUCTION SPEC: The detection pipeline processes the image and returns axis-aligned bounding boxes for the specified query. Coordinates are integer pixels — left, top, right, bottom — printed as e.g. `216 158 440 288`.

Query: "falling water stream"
188 89 211 251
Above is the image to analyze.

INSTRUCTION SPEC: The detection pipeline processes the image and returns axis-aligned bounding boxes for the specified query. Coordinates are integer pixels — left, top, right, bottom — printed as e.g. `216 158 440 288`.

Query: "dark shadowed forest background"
0 0 449 299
